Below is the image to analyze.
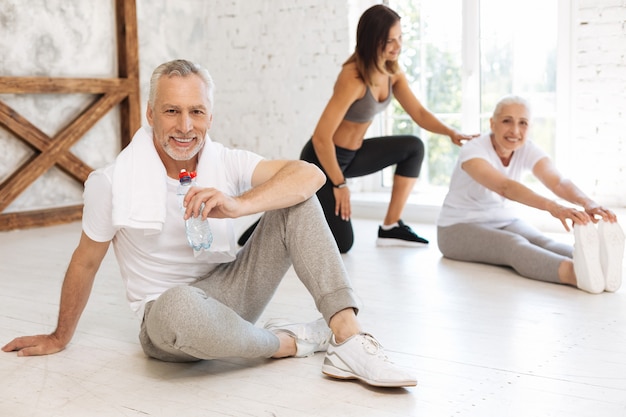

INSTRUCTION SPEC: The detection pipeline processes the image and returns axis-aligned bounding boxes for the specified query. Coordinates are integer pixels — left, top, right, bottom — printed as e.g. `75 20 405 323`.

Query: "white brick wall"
203 1 350 159
572 0 626 206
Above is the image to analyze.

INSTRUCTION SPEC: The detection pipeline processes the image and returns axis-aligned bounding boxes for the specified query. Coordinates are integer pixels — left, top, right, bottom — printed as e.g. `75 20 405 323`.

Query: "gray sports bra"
343 77 393 123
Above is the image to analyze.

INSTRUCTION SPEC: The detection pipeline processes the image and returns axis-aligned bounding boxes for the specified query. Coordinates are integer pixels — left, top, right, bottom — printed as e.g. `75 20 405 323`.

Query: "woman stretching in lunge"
238 4 477 253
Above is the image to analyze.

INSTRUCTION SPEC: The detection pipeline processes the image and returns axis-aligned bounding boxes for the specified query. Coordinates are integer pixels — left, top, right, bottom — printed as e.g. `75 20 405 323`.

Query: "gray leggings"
139 197 358 362
437 219 573 283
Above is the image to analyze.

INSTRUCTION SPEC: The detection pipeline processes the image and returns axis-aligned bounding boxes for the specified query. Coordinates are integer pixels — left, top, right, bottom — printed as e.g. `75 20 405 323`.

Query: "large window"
365 0 566 192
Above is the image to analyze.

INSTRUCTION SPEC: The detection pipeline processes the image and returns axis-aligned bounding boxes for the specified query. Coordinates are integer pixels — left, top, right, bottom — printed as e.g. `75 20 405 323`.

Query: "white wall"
199 1 349 158
0 0 624 215
571 0 626 206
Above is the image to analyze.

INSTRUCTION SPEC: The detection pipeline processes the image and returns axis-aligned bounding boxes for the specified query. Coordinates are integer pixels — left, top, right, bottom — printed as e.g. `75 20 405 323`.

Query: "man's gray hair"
148 59 215 109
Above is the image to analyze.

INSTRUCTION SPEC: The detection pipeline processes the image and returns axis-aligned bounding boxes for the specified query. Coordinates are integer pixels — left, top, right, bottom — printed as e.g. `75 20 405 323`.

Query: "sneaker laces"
360 334 390 361
305 327 332 346
399 223 413 233
397 221 415 234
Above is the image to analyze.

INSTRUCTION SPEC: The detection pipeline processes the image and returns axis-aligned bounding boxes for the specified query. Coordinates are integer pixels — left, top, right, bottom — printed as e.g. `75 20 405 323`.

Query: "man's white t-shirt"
82 139 263 316
437 133 547 228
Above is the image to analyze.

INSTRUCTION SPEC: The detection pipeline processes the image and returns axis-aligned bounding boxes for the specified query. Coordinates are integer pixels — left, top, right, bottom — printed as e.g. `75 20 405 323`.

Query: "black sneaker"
376 220 429 247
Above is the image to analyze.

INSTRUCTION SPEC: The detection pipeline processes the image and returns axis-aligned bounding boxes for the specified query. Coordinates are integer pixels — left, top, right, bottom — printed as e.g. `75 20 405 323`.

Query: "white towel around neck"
112 126 167 233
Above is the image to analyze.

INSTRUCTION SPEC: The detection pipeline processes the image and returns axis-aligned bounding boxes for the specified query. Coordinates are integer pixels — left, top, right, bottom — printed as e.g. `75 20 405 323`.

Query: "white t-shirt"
83 139 263 315
437 133 547 228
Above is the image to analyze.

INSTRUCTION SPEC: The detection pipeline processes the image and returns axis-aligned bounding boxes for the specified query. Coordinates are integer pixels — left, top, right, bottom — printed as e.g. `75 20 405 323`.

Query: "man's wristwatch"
333 181 347 189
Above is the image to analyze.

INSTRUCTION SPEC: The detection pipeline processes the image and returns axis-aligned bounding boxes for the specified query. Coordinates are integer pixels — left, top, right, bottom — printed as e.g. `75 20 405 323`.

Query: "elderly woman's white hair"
492 95 531 119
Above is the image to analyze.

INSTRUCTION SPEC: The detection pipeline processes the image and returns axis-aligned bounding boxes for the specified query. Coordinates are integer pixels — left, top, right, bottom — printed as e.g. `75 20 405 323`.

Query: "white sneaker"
322 333 417 388
573 223 604 294
598 221 625 292
264 317 332 358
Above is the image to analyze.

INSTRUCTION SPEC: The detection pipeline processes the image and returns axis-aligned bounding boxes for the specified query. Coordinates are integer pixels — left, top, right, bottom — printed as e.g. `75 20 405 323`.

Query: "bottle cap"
179 169 192 184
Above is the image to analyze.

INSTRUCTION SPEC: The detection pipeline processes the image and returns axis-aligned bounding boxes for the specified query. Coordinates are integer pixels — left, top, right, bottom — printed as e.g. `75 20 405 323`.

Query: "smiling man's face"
147 73 213 167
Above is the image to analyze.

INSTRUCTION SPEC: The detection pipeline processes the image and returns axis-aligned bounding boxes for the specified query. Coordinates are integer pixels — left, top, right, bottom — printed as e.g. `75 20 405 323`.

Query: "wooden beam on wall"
0 0 140 232
116 0 141 149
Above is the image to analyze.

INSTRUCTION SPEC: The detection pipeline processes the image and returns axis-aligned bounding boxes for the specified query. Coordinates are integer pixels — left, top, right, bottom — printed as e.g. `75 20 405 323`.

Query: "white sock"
381 222 399 230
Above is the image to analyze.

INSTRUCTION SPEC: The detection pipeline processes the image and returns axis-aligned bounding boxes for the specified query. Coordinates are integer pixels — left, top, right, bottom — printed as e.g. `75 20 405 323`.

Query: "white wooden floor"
1 218 626 417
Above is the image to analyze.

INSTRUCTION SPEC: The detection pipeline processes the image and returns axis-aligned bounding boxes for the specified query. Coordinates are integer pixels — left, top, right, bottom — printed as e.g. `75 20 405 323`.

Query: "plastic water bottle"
177 169 213 250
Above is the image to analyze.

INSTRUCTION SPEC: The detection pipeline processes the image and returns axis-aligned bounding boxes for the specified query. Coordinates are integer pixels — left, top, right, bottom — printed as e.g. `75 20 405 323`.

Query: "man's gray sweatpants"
139 197 358 362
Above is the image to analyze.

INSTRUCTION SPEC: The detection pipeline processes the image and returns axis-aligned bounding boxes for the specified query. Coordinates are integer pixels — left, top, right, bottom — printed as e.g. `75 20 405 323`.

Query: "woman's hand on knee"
333 187 351 221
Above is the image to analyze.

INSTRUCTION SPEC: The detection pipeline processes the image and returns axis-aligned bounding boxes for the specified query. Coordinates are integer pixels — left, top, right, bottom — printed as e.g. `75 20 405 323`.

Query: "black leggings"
300 135 424 253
